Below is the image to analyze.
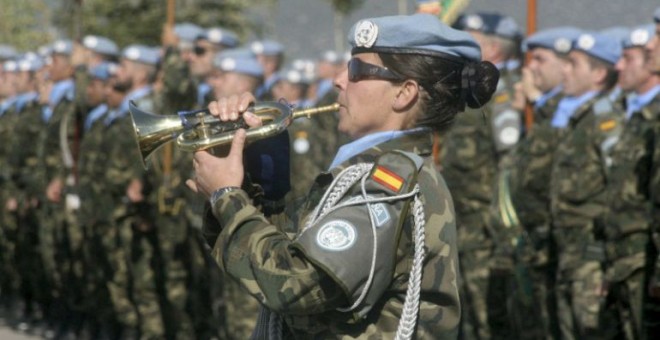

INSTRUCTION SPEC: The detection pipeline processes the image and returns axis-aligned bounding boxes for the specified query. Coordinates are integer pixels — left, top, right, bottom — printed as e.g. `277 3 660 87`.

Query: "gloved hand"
243 130 291 202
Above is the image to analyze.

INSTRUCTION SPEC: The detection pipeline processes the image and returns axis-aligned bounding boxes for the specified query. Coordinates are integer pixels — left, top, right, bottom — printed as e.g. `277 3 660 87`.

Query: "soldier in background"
440 11 523 340
600 23 660 340
251 39 285 100
550 31 622 339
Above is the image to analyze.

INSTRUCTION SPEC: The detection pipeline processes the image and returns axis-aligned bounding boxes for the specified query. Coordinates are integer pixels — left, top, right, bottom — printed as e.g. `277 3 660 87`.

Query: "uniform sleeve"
650 124 660 285
209 189 348 315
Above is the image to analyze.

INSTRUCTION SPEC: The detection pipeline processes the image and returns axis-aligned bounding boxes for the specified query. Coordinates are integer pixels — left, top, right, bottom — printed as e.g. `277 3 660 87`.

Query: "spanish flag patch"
372 166 404 192
599 119 617 131
494 93 510 104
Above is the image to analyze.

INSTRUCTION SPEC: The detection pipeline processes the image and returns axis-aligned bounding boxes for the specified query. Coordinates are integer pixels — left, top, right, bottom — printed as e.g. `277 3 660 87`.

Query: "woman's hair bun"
464 61 500 109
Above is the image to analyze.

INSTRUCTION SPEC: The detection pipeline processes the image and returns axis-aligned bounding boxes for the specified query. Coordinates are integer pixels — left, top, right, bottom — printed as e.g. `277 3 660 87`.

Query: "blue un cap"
122 45 160 65
0 44 17 61
214 50 263 78
276 67 311 85
600 26 630 46
250 40 284 56
82 35 119 57
348 13 481 63
454 12 522 40
524 26 582 54
52 39 74 55
89 62 117 81
175 22 205 42
622 24 655 49
17 58 44 72
572 32 622 65
204 27 240 48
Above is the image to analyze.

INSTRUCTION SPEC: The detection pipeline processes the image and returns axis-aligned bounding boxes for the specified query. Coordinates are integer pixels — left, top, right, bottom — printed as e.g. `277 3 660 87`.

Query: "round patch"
125 47 141 60
465 15 484 30
54 41 68 53
630 29 650 46
316 220 357 252
577 34 595 51
499 126 520 145
220 58 236 71
286 70 302 84
251 41 264 54
84 36 98 48
354 20 378 48
554 38 572 54
208 29 223 43
293 136 310 154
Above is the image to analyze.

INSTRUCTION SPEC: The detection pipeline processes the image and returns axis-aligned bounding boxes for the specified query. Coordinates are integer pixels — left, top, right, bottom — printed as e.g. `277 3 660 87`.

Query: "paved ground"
0 326 41 340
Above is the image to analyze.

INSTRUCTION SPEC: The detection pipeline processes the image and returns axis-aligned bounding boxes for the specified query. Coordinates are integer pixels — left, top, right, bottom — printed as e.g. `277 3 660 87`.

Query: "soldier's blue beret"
454 12 522 40
277 67 311 85
600 26 630 46
204 27 239 48
52 39 74 55
655 7 660 23
291 58 316 81
214 51 263 78
89 62 116 81
17 58 43 72
524 27 582 54
3 60 18 72
571 32 622 65
37 45 51 58
82 35 119 56
319 50 342 64
122 45 160 65
175 22 205 42
0 44 17 60
348 13 481 63
622 24 655 49
250 40 284 56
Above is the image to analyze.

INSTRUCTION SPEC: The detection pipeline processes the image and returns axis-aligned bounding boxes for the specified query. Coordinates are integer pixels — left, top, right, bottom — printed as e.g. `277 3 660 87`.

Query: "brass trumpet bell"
128 100 340 168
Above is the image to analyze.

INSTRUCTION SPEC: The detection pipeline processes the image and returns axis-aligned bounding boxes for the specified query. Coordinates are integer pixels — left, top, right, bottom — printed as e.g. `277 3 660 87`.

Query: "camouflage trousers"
556 260 608 339
459 248 492 340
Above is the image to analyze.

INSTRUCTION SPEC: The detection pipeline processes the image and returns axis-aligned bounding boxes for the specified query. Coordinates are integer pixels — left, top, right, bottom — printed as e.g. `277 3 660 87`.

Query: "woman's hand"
186 93 262 198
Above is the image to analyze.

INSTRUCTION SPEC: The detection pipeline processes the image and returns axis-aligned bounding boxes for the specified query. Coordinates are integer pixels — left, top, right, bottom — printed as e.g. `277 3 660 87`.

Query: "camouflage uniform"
439 70 520 340
600 94 660 340
205 131 461 338
550 95 623 339
489 91 565 339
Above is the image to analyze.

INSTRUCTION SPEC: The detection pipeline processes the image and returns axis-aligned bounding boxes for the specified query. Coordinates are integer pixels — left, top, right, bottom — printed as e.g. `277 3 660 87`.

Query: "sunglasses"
193 45 208 56
347 58 404 82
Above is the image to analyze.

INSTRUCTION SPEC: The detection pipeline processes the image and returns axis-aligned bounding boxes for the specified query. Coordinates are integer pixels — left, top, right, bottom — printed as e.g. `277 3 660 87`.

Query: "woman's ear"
392 80 420 111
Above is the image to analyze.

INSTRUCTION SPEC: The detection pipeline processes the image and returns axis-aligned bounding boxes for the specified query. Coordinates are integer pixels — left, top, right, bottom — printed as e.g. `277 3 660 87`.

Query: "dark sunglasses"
347 58 404 82
193 45 208 56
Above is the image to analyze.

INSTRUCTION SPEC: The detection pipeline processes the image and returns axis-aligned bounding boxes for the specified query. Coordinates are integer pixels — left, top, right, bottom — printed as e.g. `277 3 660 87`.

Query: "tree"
0 0 54 52
326 0 365 51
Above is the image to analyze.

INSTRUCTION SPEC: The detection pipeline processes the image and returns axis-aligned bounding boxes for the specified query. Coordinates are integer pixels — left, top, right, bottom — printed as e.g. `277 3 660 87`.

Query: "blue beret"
250 40 284 56
291 58 316 80
89 62 117 81
214 51 263 78
622 24 655 49
348 13 481 63
600 26 630 47
524 26 582 54
175 22 205 42
319 50 342 64
122 45 160 65
0 44 17 60
82 35 119 56
3 60 18 72
276 67 310 85
52 39 74 55
455 12 522 40
17 57 43 72
655 7 660 23
571 32 622 65
37 45 52 58
205 27 239 48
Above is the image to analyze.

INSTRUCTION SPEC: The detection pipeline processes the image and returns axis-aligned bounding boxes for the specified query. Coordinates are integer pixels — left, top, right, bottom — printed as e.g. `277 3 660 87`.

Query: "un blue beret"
82 35 119 56
277 66 311 85
600 26 631 47
571 32 622 65
0 44 17 60
37 45 52 58
291 58 316 81
3 60 18 72
175 22 205 42
250 40 284 56
455 12 522 40
214 51 263 78
204 27 239 48
655 7 660 23
319 50 342 64
17 57 43 72
348 13 481 63
524 27 582 54
122 45 160 65
89 62 117 81
622 24 655 49
52 39 74 55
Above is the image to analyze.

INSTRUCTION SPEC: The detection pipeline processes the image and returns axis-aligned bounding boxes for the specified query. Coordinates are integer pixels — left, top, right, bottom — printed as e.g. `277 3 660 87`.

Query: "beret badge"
630 29 650 46
577 34 595 50
354 20 378 48
554 38 572 54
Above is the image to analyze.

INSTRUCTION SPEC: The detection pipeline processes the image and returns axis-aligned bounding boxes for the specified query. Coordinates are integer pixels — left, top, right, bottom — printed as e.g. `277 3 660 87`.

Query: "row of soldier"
2 6 660 340
0 22 348 339
438 9 660 340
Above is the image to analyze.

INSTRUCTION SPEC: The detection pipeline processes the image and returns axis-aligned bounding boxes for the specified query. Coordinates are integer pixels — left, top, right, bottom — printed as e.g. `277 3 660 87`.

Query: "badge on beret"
251 42 264 54
465 15 484 30
84 36 98 48
316 220 356 251
54 41 68 53
577 34 595 51
630 29 650 46
554 38 572 54
354 20 378 48
125 47 140 60
220 58 236 71
208 29 223 43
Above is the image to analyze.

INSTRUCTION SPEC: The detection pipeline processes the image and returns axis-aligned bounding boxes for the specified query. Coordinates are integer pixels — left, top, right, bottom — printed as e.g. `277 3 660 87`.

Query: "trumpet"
129 100 340 167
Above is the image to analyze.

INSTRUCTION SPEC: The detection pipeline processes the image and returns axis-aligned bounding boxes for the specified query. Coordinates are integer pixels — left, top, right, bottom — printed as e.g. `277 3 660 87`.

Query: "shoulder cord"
295 163 426 339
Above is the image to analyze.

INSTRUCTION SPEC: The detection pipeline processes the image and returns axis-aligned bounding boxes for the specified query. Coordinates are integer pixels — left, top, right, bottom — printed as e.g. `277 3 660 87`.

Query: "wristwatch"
209 186 241 206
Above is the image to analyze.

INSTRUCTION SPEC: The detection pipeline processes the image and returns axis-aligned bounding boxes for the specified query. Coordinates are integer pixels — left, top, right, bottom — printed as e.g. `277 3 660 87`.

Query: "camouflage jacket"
550 95 624 273
206 131 460 339
602 94 660 282
7 97 45 201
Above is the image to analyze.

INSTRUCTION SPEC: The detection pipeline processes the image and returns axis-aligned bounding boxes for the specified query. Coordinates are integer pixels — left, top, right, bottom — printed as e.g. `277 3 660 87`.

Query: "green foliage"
0 0 54 51
326 0 366 15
